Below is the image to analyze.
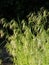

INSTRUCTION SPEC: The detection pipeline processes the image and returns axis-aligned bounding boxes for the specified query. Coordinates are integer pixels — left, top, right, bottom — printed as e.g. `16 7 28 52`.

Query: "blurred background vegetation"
0 0 49 65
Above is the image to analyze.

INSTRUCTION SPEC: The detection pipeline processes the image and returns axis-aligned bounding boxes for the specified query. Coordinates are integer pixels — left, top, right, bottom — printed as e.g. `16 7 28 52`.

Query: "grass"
0 8 49 65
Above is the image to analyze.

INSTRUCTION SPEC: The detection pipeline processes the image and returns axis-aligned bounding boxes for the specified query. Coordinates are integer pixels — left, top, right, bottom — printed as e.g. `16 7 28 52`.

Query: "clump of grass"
0 8 49 65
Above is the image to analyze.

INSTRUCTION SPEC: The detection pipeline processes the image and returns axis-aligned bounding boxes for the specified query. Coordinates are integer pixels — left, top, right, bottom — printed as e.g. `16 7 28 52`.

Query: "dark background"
0 0 49 20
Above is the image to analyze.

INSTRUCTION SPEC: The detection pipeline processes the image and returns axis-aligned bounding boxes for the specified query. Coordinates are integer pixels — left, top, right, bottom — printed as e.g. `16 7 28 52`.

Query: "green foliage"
0 9 49 65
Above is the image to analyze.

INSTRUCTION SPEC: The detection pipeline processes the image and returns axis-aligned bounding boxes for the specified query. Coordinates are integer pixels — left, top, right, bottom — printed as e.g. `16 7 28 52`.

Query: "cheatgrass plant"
0 8 49 65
